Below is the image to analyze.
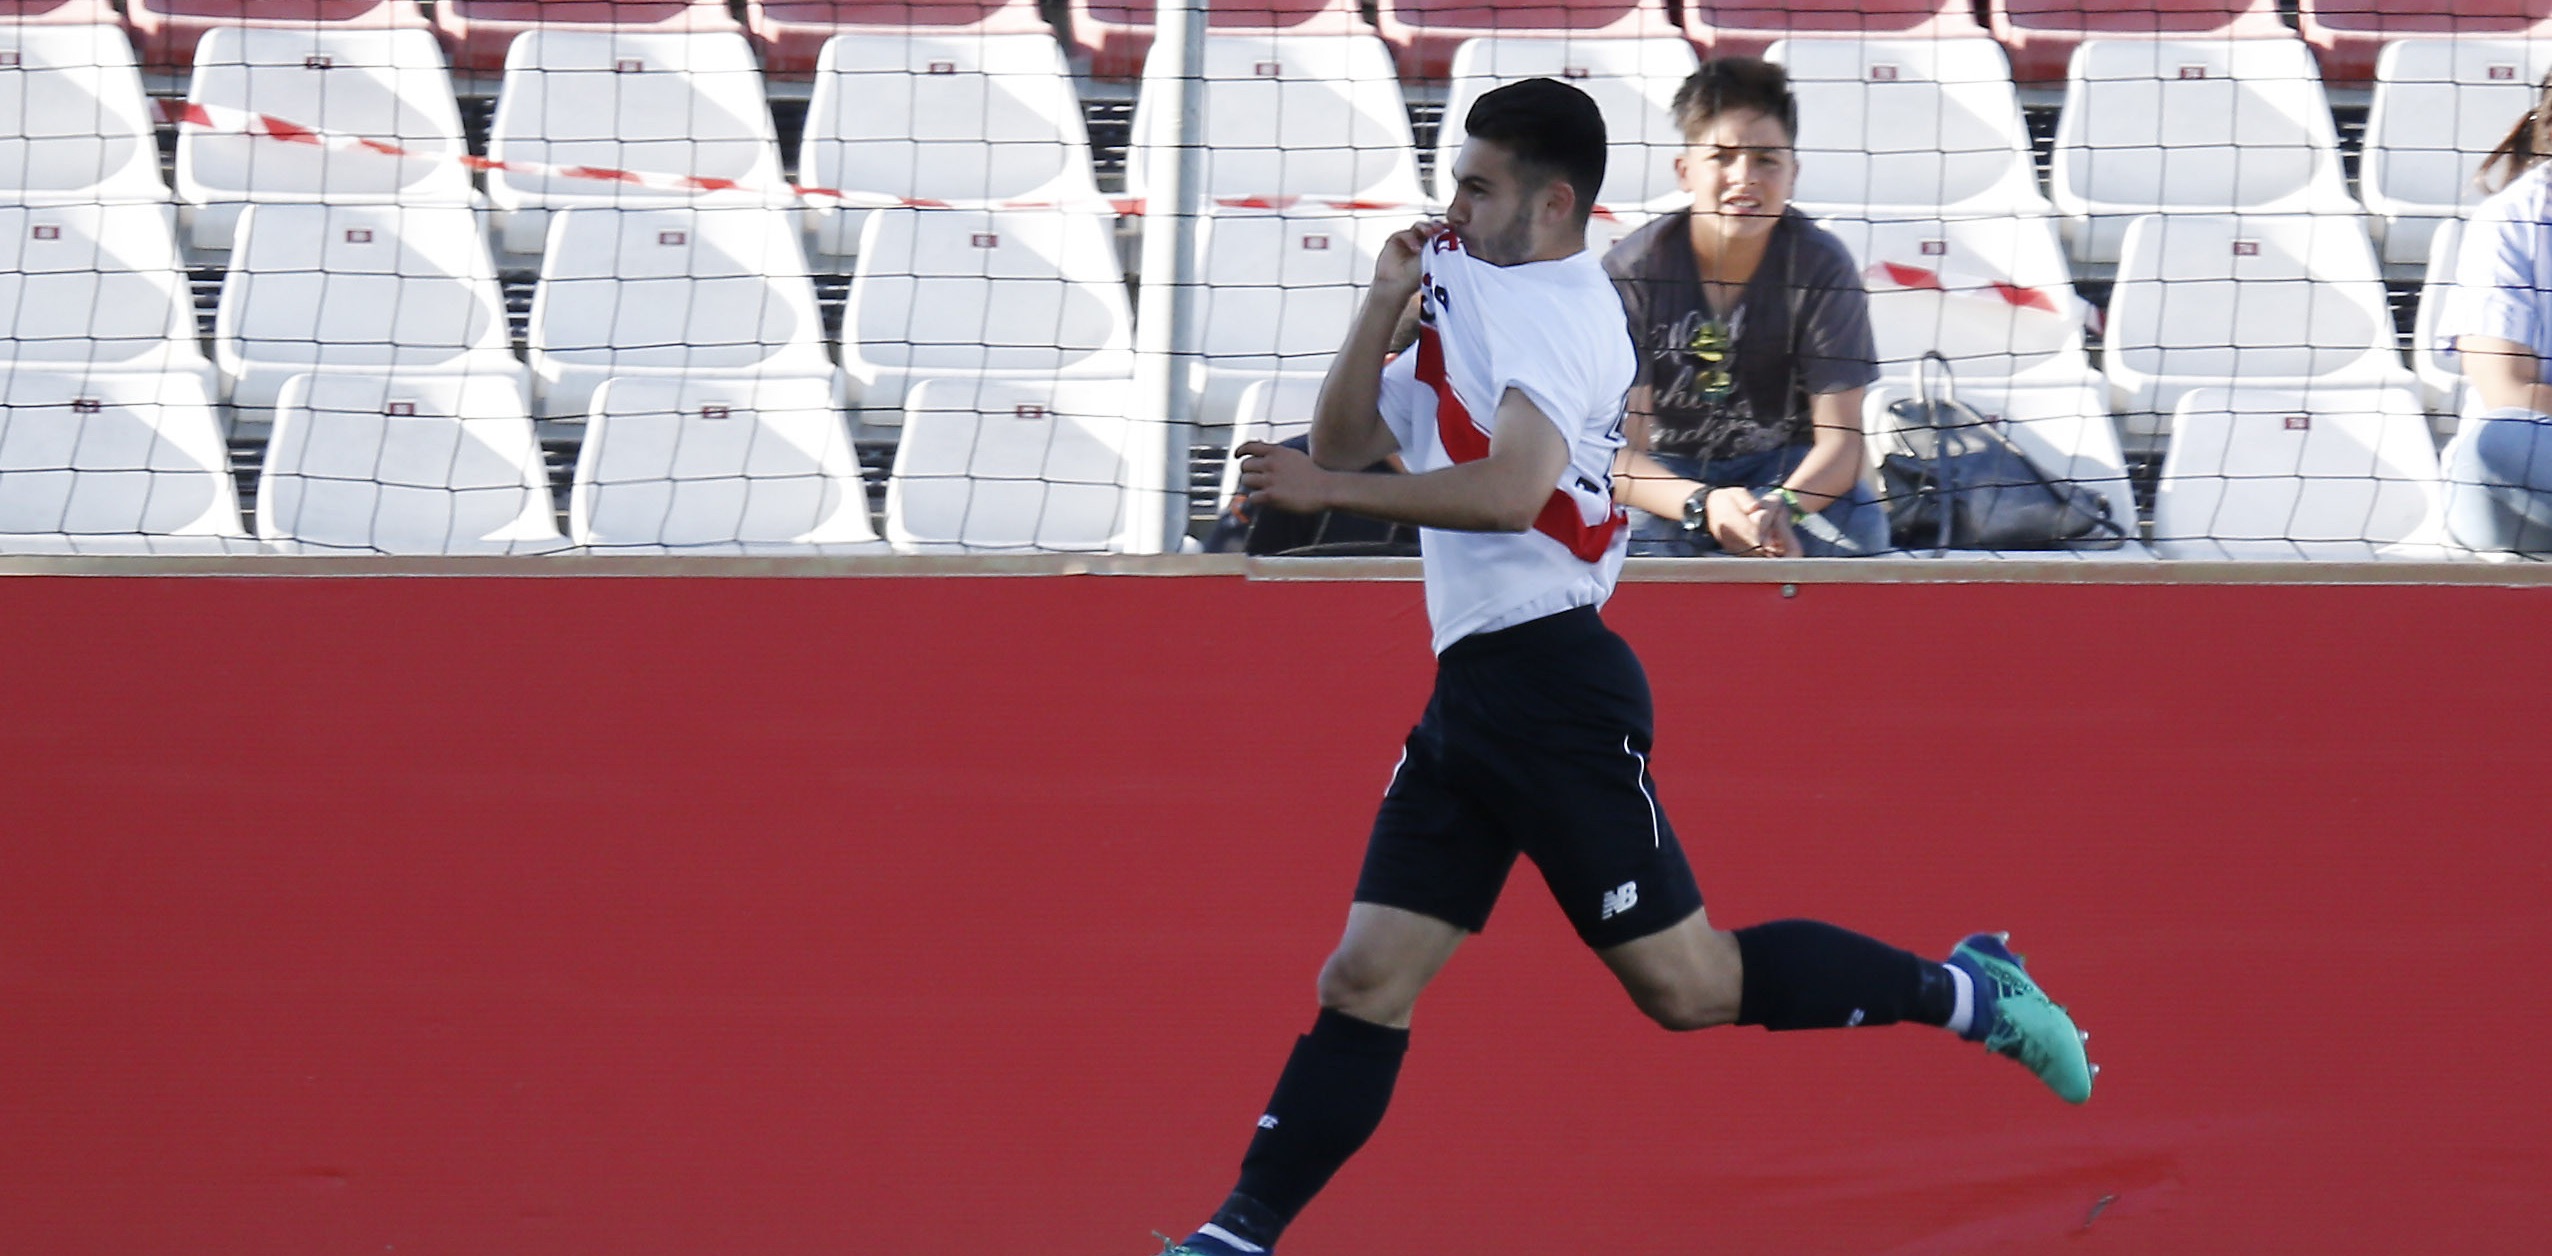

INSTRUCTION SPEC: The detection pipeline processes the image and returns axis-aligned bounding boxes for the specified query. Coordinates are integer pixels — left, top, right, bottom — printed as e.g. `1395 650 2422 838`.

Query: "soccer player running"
1167 79 2093 1256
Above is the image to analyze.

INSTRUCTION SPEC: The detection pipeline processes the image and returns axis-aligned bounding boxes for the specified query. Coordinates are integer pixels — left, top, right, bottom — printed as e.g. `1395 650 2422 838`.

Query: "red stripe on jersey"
1413 322 1624 564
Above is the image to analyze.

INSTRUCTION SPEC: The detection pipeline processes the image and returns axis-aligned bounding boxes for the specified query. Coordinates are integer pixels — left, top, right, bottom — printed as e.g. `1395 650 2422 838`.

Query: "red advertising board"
2 574 2546 1253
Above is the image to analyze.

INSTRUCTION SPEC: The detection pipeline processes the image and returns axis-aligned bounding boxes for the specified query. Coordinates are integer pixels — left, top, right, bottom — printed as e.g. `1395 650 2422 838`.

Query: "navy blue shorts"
1354 605 1705 950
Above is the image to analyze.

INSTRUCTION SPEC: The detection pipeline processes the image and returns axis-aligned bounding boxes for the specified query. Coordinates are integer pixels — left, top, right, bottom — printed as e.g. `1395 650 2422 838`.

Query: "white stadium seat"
216 203 526 417
0 22 167 207
1827 216 2142 558
0 204 213 386
1862 377 2146 557
2153 384 2449 560
0 370 254 554
257 372 562 555
2413 215 2467 423
2362 39 2552 269
840 207 1134 425
2103 213 2416 441
486 29 790 255
1229 374 1327 448
1191 206 1401 428
176 25 476 252
800 30 1103 259
571 375 883 554
2052 38 2360 266
886 376 1169 554
1773 37 2053 221
1817 214 2096 393
528 205 837 419
1434 36 1698 212
1129 32 1424 207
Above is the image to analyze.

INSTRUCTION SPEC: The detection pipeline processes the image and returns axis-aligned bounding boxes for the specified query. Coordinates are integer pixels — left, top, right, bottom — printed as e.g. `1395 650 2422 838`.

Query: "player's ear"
1544 176 1577 231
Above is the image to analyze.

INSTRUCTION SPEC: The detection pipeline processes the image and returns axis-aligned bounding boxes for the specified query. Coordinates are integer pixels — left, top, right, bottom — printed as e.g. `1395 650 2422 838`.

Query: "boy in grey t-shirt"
1600 58 1885 557
1606 210 1875 465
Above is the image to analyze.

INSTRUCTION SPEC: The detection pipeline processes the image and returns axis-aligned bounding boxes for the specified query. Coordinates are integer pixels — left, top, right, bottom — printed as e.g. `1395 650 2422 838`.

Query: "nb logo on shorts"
1257 1115 1279 1129
1600 881 1639 920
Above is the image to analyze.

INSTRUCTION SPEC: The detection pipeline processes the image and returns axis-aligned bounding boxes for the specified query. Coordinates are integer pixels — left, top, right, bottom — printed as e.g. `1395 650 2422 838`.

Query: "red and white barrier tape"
1866 260 2062 316
157 98 1451 220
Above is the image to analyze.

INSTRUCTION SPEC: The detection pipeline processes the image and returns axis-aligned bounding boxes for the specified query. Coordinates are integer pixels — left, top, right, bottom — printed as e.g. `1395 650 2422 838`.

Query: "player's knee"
1317 947 1416 1022
1621 950 1743 1031
1635 985 1737 1033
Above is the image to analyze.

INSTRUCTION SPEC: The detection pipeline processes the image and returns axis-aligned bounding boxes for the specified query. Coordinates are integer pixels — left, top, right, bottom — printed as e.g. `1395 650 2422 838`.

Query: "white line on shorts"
1624 736 1660 849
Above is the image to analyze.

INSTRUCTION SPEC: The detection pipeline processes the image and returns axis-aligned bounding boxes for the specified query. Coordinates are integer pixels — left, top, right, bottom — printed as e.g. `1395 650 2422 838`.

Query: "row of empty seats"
0 22 1107 256
0 192 1326 429
0 197 1137 423
0 360 2478 560
10 18 2544 274
29 1 2551 85
1132 31 2552 268
1077 0 2552 85
0 366 1172 553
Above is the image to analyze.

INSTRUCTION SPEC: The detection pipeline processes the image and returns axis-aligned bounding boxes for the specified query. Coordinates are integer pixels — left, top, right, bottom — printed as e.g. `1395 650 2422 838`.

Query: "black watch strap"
1679 484 1715 532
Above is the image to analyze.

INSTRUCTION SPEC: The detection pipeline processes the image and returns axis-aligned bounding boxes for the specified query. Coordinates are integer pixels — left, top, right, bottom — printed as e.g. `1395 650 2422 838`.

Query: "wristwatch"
1679 484 1716 533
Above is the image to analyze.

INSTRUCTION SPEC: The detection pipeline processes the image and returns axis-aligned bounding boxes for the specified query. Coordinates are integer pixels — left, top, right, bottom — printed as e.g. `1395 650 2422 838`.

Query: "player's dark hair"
2479 69 2552 191
1464 77 1608 225
1672 57 1798 145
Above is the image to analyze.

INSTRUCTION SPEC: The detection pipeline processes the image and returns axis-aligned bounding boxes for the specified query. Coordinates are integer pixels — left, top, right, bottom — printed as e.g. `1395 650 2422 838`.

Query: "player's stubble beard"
1464 211 1535 268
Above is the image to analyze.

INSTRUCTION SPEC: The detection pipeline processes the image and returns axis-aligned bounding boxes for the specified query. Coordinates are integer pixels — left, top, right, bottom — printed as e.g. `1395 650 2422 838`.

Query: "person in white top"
2441 75 2552 555
1161 80 2096 1256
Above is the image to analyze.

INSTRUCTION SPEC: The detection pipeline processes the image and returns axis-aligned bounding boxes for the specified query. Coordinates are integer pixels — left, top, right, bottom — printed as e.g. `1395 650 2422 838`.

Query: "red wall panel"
1 575 2547 1254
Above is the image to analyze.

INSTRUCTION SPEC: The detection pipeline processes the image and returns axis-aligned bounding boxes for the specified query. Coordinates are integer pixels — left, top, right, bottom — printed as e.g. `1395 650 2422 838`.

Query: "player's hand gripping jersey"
1377 230 1640 653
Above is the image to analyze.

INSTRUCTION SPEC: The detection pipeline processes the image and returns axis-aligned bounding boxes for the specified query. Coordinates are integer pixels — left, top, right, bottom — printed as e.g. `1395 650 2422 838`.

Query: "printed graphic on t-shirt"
1644 304 1787 459
1603 210 1879 466
1658 307 1740 408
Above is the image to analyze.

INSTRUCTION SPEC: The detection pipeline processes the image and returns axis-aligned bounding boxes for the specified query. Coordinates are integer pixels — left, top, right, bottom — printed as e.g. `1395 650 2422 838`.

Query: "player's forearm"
1313 459 1547 533
1310 292 1415 471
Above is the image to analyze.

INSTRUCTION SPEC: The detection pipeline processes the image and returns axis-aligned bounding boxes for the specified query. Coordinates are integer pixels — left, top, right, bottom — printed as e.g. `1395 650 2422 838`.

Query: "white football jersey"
1376 231 1636 653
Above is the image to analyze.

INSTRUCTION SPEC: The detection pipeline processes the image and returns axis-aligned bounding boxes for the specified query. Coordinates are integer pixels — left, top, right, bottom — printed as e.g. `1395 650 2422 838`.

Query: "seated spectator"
2441 76 2552 556
1603 58 1886 557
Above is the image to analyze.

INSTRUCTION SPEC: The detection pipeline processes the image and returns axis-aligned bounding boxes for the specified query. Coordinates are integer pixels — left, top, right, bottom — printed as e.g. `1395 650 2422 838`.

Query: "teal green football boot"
1157 1230 1259 1256
1949 932 2095 1104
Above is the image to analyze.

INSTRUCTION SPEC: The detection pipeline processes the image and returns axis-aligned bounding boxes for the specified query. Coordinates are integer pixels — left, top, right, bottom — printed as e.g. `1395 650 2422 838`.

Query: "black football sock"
1207 1008 1410 1250
1733 918 1958 1031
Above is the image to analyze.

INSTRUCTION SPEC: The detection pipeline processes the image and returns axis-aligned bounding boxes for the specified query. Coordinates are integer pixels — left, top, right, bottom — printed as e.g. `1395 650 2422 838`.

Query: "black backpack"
1878 353 2130 552
1200 434 1420 557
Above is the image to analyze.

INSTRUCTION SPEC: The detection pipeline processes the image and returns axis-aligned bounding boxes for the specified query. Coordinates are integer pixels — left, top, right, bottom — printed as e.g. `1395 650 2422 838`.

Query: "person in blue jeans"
2441 72 2552 556
1603 58 1888 558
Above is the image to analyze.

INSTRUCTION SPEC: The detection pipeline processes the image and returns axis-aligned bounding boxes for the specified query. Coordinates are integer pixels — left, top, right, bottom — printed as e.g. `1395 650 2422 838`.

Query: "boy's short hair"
1464 77 1608 225
1671 57 1798 144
